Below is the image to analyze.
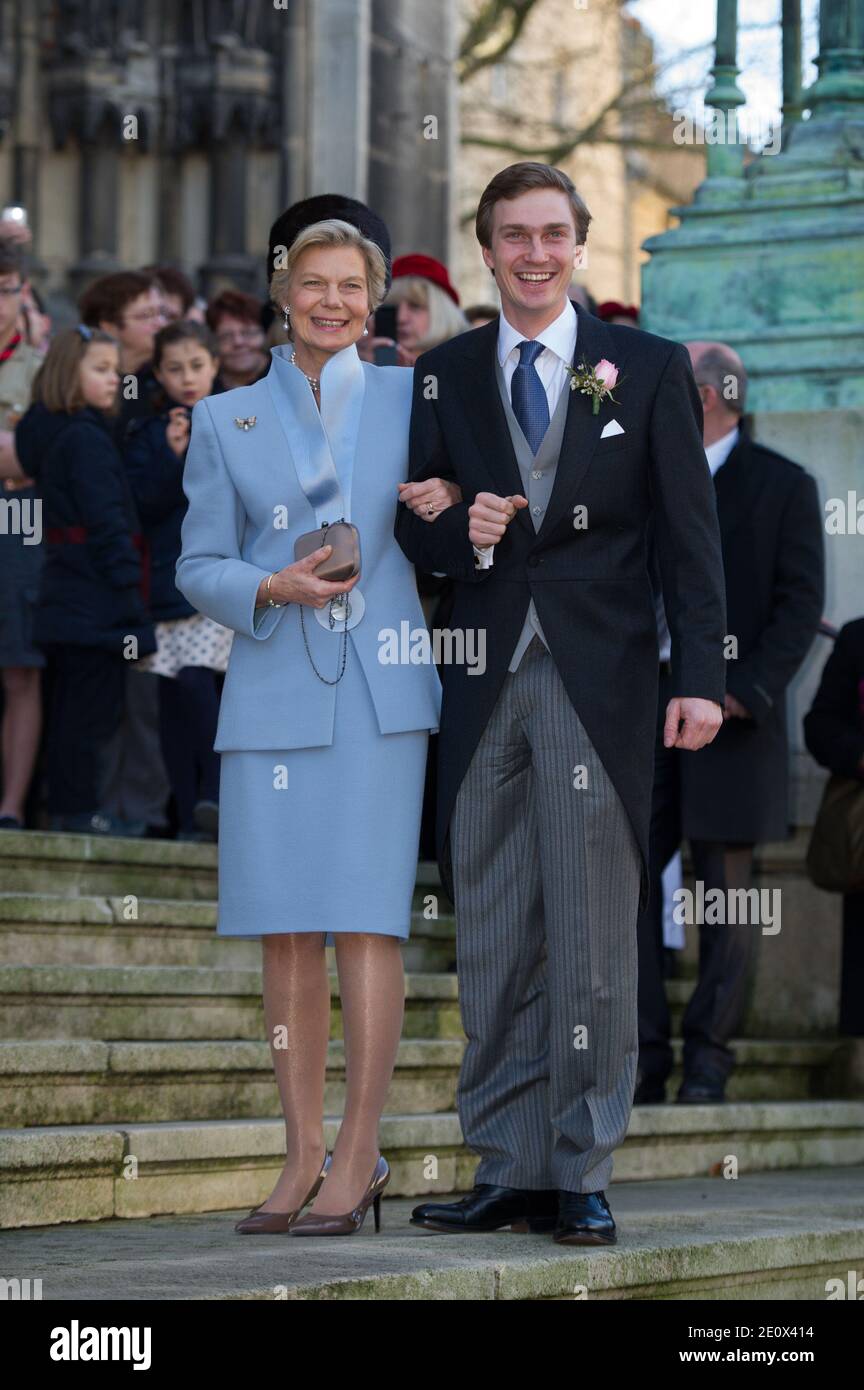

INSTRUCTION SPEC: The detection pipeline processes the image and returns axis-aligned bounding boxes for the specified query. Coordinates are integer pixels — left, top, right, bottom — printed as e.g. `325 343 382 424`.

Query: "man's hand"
663 697 723 750
468 492 528 547
723 692 751 721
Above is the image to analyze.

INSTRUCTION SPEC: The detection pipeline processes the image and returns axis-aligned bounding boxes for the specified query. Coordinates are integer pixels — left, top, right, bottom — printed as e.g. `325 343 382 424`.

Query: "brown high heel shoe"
289 1154 390 1236
234 1150 332 1234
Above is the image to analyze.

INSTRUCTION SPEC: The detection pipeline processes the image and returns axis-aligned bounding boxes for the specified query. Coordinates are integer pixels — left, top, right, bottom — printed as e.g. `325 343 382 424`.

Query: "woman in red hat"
377 254 469 366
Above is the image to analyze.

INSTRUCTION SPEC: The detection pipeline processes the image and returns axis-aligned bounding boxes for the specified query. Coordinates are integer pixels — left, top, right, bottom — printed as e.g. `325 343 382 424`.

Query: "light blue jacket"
175 342 441 750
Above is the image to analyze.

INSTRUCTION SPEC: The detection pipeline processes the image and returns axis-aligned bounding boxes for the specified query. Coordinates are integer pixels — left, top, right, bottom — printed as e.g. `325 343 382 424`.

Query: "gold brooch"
233 416 257 431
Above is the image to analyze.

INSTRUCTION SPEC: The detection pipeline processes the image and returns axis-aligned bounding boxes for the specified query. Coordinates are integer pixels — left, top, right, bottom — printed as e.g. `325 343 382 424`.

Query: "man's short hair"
694 345 748 416
476 162 592 249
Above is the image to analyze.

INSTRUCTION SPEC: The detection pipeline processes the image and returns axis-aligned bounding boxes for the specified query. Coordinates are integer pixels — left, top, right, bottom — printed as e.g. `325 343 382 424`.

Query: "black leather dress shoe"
676 1068 727 1103
410 1184 558 1233
553 1189 616 1245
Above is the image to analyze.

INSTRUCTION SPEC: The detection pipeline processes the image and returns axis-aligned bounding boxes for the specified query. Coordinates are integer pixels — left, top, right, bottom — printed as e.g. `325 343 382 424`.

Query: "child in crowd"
124 320 229 841
15 325 156 834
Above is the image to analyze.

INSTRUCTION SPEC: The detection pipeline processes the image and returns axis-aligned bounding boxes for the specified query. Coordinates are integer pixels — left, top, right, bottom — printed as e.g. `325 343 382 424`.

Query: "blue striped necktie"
511 339 550 454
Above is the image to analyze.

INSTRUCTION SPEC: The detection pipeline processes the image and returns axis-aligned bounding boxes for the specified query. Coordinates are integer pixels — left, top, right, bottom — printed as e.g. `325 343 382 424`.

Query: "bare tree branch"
458 0 542 80
461 132 695 157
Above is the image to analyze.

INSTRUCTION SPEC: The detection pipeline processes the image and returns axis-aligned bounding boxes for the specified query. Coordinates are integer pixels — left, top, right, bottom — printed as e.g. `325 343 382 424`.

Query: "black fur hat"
266 194 392 292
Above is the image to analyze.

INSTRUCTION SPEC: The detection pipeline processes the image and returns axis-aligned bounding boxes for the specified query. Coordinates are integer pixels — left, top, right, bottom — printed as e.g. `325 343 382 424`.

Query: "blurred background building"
0 0 703 316
456 0 704 304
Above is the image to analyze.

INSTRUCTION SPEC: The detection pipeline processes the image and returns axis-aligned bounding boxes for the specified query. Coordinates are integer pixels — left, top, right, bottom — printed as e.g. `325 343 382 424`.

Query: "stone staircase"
0 828 862 1299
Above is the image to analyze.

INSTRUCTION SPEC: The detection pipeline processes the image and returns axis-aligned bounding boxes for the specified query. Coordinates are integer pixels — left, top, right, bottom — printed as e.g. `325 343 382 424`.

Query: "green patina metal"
642 0 864 414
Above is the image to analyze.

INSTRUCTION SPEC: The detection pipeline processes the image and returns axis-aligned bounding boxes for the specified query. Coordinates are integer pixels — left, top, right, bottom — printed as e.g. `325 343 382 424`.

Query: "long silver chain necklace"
290 358 349 684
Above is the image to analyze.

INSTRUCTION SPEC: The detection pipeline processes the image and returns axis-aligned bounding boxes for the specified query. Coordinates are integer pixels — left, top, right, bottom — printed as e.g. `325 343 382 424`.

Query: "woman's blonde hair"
384 276 469 352
31 327 119 414
269 219 387 338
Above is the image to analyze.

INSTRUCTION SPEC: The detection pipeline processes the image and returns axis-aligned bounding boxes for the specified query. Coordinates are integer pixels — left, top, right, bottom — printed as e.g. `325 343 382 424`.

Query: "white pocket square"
600 419 625 438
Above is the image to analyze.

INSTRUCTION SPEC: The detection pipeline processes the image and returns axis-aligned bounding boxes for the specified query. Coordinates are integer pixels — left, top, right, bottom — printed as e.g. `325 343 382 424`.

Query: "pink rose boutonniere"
566 356 623 415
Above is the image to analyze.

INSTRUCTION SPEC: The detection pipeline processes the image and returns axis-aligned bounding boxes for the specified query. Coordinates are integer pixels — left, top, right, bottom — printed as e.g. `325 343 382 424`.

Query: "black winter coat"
804 619 864 781
123 409 196 622
15 402 156 656
678 429 825 842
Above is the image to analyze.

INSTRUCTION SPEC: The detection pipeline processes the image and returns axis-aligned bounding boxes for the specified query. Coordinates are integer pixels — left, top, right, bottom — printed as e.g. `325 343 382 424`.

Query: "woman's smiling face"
287 245 371 356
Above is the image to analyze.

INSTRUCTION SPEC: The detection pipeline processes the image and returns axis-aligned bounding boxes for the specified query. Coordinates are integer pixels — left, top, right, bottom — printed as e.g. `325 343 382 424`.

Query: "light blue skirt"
216 646 428 943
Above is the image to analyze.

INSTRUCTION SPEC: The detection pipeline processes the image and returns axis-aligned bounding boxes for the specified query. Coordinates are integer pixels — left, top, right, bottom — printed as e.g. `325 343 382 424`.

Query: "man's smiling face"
482 187 584 324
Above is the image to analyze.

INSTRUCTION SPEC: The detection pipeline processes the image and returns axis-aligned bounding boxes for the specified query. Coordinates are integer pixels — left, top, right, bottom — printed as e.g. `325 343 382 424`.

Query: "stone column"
10 1 44 277
305 0 370 199
67 117 123 300
279 0 311 210
197 38 278 297
366 0 456 262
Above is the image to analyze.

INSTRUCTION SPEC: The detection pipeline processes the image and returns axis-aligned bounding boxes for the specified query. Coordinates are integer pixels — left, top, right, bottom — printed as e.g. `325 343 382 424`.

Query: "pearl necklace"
290 349 320 394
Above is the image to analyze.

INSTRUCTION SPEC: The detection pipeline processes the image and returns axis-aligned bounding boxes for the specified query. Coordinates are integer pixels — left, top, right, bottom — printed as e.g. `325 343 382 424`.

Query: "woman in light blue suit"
176 197 461 1236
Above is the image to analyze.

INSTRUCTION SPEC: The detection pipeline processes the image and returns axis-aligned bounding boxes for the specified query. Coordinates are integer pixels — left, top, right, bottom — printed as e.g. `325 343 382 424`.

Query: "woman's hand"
256 545 361 609
397 478 462 523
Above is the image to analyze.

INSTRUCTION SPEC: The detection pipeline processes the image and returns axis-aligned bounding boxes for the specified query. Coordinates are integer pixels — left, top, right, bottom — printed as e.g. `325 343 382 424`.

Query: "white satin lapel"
265 343 365 525
318 344 365 521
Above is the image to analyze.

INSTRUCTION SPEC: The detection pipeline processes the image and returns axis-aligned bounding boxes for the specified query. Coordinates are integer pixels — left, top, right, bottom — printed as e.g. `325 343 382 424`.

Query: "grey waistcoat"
494 355 571 672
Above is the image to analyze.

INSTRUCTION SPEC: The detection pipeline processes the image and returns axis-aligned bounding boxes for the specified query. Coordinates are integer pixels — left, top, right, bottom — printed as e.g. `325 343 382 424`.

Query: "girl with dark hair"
124 320 228 841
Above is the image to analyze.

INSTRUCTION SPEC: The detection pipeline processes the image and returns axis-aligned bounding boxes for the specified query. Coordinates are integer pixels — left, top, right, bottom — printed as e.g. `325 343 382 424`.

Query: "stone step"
3 1100 863 1228
0 1037 851 1128
1 1166 860 1299
0 893 457 973
0 1037 463 1125
0 830 451 912
0 960 822 1058
0 829 219 902
0 964 462 1040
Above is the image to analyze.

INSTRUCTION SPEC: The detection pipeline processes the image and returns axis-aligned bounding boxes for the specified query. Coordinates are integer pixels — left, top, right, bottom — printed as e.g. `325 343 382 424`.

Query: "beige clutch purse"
293 520 361 582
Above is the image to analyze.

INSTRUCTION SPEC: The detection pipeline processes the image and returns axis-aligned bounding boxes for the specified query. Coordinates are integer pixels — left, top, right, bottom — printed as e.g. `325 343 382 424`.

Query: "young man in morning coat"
395 162 727 1246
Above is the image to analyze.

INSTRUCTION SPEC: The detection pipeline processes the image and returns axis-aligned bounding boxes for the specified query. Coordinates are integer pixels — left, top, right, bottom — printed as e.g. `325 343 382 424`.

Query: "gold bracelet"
265 572 284 608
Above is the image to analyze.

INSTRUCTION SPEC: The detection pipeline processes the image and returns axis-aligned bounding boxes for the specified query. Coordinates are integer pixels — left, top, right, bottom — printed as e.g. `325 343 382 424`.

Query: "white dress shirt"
474 298 578 567
705 423 740 477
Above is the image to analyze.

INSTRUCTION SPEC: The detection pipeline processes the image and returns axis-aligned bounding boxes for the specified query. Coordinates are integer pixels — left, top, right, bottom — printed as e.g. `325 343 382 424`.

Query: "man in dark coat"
395 161 726 1246
635 341 825 1106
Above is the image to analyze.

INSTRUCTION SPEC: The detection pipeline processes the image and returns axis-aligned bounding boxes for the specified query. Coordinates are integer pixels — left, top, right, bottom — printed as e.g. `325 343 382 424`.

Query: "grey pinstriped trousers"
450 635 642 1194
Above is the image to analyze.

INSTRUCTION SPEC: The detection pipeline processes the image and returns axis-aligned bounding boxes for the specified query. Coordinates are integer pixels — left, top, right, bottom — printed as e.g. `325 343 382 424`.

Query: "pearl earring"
283 305 290 331
362 324 369 336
